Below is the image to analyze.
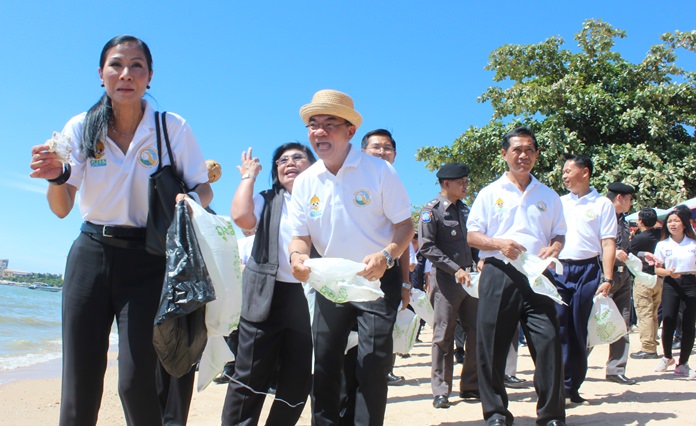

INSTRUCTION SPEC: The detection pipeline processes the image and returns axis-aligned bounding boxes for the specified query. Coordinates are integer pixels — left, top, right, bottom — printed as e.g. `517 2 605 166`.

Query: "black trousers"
156 363 196 426
222 282 312 426
60 232 165 426
312 267 401 426
476 258 565 426
661 275 696 365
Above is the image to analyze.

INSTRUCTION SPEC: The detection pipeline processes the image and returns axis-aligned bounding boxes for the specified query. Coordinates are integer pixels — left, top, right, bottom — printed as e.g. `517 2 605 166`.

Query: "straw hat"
206 159 222 183
299 89 363 129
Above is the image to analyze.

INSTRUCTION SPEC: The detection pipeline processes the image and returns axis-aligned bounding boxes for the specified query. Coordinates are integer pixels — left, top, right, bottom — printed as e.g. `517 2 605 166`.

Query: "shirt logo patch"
495 198 504 210
353 189 371 206
309 195 323 218
536 201 548 212
138 147 159 168
421 211 432 223
90 141 107 167
584 209 596 221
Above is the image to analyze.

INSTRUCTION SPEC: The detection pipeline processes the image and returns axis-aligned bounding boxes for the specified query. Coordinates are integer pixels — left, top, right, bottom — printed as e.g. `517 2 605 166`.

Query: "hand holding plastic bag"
392 308 419 354
506 252 566 305
625 253 658 289
587 294 627 346
409 288 434 325
462 272 480 298
303 258 384 303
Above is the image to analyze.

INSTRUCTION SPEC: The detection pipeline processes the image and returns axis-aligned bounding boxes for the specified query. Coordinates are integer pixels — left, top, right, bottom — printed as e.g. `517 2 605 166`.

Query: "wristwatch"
381 249 395 269
602 277 614 285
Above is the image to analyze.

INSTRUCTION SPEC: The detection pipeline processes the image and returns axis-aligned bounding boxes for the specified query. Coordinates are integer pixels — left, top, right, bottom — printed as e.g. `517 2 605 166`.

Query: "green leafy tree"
417 19 696 209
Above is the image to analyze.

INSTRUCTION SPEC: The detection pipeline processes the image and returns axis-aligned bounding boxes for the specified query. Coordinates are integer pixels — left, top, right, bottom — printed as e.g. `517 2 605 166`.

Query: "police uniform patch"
421 211 432 223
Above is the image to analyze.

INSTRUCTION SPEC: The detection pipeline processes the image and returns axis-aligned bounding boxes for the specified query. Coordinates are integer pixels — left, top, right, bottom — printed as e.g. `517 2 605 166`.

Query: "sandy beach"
0 326 693 425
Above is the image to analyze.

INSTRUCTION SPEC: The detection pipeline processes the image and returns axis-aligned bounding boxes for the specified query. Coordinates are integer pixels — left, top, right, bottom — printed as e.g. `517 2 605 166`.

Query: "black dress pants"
222 282 312 426
476 258 565 426
60 232 164 426
311 267 401 426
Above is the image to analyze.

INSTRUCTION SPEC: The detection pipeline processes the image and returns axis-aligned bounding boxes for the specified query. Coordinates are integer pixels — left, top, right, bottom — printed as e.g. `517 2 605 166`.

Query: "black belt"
560 256 600 266
81 222 147 249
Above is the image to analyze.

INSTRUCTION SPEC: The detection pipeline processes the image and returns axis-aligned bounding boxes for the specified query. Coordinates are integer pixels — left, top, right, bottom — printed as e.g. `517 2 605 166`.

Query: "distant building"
3 269 31 277
0 259 7 270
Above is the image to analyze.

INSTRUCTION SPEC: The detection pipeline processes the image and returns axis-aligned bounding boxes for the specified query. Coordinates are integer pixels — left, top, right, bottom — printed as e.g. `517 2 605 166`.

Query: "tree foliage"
416 20 696 210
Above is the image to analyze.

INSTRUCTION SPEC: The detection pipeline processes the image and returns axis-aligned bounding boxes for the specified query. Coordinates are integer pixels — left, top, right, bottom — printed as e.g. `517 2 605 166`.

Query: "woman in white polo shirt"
29 35 211 425
653 209 696 378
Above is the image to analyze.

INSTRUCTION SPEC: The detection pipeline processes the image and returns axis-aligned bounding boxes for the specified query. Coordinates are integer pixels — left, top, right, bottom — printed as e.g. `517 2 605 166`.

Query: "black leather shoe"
433 395 450 408
566 393 589 405
606 374 637 385
387 372 405 385
546 421 567 426
504 374 530 389
459 390 480 400
454 348 465 364
630 351 660 360
486 419 506 426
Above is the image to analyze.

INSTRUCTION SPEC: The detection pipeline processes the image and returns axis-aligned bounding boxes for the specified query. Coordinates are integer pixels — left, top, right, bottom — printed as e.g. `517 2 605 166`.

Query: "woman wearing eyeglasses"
222 143 316 425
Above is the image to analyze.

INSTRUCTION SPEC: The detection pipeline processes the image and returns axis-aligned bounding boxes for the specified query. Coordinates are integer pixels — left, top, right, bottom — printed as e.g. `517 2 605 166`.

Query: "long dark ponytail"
82 35 153 158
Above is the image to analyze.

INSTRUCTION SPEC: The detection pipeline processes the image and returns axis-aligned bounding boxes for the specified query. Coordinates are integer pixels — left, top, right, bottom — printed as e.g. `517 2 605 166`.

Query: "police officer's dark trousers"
311 267 401 426
477 258 565 426
60 232 164 426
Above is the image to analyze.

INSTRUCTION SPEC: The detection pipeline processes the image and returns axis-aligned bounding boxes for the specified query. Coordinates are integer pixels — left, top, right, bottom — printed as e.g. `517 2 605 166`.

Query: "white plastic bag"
392 309 419 354
303 258 384 303
587 294 627 346
409 288 434 325
507 252 566 305
185 199 243 390
625 253 658 289
462 272 480 298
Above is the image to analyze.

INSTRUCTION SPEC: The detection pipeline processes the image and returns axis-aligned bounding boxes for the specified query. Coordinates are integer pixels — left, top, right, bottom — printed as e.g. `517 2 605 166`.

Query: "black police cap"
436 163 470 179
607 182 635 195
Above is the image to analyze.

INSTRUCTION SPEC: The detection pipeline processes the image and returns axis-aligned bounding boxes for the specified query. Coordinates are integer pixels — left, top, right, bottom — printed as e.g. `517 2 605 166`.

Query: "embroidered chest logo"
584 208 596 221
309 195 323 218
536 201 548 212
138 146 159 168
495 197 504 212
353 189 371 207
90 141 107 167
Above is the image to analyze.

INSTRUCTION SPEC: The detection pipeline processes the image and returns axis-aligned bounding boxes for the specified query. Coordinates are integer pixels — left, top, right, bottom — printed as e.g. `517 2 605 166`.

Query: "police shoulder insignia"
421 211 432 223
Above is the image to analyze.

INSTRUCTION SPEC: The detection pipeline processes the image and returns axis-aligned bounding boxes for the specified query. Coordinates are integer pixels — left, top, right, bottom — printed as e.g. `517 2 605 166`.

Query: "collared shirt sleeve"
288 173 310 237
599 198 618 240
381 162 411 224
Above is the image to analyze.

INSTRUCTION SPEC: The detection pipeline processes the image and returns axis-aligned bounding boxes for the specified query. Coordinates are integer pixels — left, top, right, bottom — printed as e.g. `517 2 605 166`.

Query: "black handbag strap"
154 111 175 172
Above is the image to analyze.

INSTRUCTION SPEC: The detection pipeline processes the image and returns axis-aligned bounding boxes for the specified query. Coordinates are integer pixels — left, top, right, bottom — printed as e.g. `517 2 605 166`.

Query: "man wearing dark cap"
419 162 479 408
605 181 638 385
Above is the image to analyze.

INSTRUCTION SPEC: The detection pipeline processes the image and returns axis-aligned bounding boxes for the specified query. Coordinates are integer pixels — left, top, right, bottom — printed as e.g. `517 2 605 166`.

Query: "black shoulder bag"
146 111 189 256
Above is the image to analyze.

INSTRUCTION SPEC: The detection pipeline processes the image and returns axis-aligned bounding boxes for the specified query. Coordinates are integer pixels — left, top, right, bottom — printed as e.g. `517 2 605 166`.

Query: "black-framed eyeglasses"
275 154 308 166
305 122 350 132
366 144 395 153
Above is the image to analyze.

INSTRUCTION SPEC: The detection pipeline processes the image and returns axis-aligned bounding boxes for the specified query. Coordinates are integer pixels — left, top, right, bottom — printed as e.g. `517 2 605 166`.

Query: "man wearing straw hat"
289 89 414 425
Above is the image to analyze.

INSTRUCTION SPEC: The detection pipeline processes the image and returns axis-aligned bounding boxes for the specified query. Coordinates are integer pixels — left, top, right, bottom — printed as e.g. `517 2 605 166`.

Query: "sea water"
0 284 117 383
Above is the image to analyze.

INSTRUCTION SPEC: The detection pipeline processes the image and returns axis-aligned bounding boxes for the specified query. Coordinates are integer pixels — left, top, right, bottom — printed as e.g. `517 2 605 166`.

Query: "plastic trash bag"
393 308 419 355
587 294 627 346
303 258 384 303
507 252 566 305
462 272 480 299
153 201 215 378
184 199 243 391
409 288 434 325
625 253 658 289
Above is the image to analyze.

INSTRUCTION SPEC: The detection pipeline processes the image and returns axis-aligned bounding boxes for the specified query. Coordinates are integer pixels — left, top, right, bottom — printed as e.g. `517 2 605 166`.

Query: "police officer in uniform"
605 182 638 385
419 163 479 409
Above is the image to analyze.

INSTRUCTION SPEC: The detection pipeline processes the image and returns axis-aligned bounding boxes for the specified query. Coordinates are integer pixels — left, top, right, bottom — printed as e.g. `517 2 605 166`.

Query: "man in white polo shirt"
467 127 566 426
289 89 414 425
554 153 617 404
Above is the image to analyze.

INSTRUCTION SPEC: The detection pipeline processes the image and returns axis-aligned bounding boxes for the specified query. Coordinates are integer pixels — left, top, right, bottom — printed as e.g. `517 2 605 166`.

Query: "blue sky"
1 1 694 274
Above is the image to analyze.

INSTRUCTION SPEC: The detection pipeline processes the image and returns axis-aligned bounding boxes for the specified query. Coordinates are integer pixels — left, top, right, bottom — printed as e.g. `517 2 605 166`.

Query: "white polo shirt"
654 236 696 274
467 173 566 260
252 191 296 283
63 100 208 227
558 188 617 260
289 144 411 262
